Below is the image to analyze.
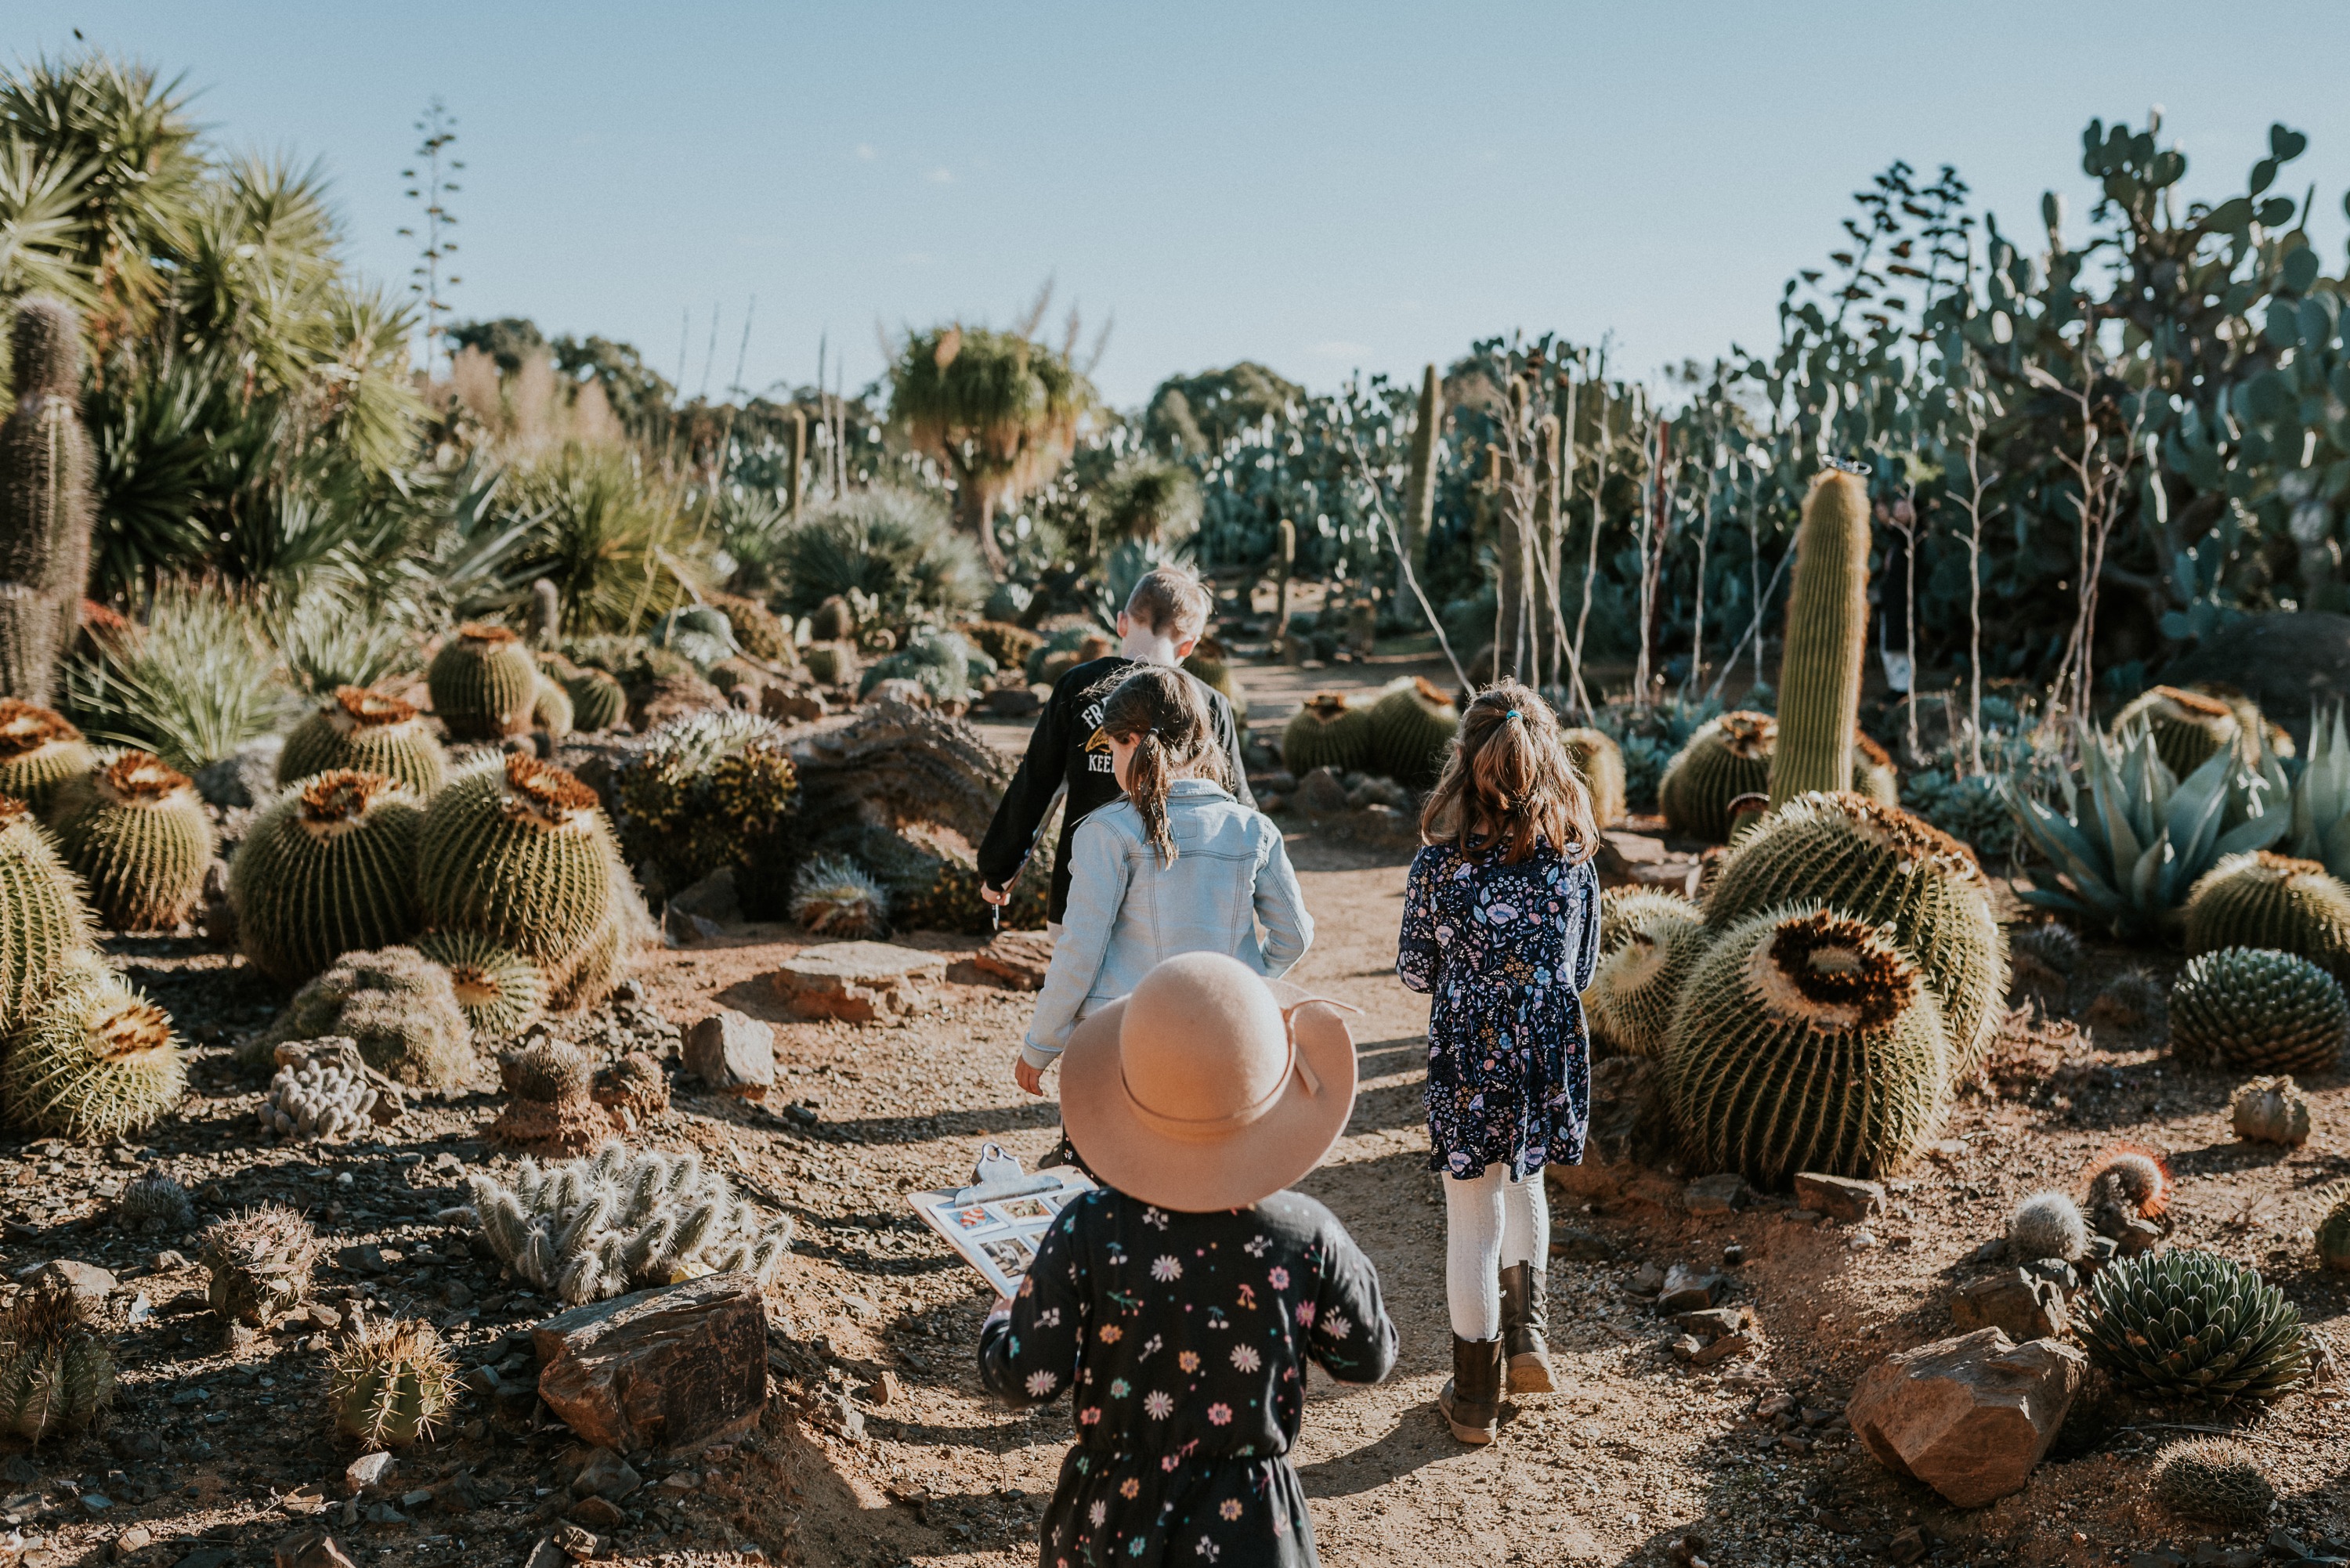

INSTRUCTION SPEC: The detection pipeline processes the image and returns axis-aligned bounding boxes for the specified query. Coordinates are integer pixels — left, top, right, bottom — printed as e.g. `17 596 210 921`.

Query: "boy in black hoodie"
977 567 1253 930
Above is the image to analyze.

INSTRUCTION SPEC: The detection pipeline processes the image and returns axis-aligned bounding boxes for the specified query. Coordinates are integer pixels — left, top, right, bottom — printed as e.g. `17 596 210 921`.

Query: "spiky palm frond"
0 136 96 315
496 444 699 634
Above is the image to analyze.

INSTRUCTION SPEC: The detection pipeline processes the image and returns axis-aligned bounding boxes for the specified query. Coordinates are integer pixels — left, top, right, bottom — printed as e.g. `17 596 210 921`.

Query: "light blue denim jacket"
1021 779 1312 1068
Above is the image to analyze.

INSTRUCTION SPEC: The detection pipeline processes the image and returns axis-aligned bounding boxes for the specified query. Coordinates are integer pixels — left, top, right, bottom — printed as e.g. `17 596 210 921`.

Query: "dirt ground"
5 649 2348 1568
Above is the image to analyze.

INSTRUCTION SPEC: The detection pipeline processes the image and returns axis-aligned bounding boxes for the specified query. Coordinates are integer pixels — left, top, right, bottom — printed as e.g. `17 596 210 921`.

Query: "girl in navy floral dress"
979 952 1397 1567
1395 680 1600 1443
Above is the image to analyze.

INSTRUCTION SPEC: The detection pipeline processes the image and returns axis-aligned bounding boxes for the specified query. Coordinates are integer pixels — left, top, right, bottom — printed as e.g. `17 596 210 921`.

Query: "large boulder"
1846 1328 2086 1507
2163 611 2350 746
533 1274 768 1454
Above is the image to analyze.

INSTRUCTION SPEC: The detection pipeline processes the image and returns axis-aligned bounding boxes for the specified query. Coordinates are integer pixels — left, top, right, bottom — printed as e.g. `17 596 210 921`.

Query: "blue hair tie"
1506 710 1521 720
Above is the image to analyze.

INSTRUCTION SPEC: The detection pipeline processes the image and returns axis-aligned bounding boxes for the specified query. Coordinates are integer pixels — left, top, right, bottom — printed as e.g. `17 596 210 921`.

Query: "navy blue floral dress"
979 1188 1397 1567
1396 840 1600 1179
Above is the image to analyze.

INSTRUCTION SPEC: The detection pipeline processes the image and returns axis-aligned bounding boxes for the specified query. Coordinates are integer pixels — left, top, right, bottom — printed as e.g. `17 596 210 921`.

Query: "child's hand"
979 881 1010 906
1015 1057 1047 1097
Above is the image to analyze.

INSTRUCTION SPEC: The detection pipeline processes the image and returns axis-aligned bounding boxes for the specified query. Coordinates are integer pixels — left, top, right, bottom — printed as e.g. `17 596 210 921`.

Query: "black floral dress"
1396 840 1601 1180
978 1188 1397 1567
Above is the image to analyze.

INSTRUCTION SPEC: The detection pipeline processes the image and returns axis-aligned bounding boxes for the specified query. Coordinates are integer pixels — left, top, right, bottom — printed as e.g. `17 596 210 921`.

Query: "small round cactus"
278 687 450 797
0 793 89 1032
2170 947 2347 1076
1658 711 1777 843
230 770 427 986
198 1204 321 1325
2230 1075 2312 1147
563 667 627 733
0 1282 113 1443
1 952 186 1143
490 1035 611 1156
2318 1187 2350 1272
47 751 215 930
114 1169 195 1237
1282 693 1371 776
2153 1439 2274 1525
790 854 889 938
2184 852 2350 989
259 946 475 1088
426 623 539 739
532 675 573 739
418 755 616 967
2083 1143 2173 1220
415 930 544 1045
2008 1191 2088 1263
0 700 94 813
331 1317 461 1451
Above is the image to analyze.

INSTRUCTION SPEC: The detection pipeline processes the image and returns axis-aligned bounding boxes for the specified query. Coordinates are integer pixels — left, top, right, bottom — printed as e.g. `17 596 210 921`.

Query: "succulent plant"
0 793 89 1031
114 1169 194 1236
563 667 627 733
257 946 474 1088
277 687 449 797
616 710 797 892
705 590 793 663
2183 851 2350 988
1282 693 1371 777
965 619 1042 674
2110 685 2246 779
490 1035 612 1156
2008 922 2081 992
2082 1143 2172 1222
331 1317 461 1450
2229 1075 2312 1147
1181 649 1247 722
448 1145 794 1305
0 1282 112 1444
2079 1249 2307 1404
197 1204 321 1325
1702 790 2008 1075
0 298 95 704
591 1050 669 1129
1767 471 1869 806
230 771 425 986
1599 887 1700 956
1 952 185 1142
414 930 544 1045
47 751 215 930
1562 728 1626 826
532 675 573 738
2152 1439 2275 1525
789 853 890 938
1658 711 1776 842
0 701 94 812
2319 1186 2350 1272
419 756 616 967
841 819 1045 935
426 624 539 739
1361 676 1459 790
1661 906 1950 1187
2169 947 2347 1075
651 604 741 668
859 629 978 706
1587 894 1708 1057
259 1053 381 1142
2007 1191 2088 1263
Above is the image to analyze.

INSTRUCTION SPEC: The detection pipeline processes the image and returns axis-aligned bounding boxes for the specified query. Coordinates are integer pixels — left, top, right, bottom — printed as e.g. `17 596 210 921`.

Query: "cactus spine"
0 298 95 703
0 700 94 812
198 1204 322 1324
2 952 186 1142
0 1281 113 1443
419 755 616 966
1767 470 1870 806
0 794 88 1031
230 771 426 985
426 624 538 739
415 930 544 1045
331 1318 461 1450
48 751 215 930
278 687 449 797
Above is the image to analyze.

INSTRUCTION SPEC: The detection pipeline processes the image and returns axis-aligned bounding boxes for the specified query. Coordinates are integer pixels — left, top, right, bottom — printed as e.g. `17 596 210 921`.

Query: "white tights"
1442 1166 1549 1341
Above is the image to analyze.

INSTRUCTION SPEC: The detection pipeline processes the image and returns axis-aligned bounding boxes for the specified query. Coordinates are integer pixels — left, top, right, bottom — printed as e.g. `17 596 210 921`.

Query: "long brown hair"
1097 663 1227 866
1418 679 1596 865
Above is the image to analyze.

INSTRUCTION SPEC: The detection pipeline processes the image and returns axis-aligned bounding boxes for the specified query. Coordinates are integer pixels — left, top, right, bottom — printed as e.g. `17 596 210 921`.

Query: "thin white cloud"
926 166 954 184
855 143 879 161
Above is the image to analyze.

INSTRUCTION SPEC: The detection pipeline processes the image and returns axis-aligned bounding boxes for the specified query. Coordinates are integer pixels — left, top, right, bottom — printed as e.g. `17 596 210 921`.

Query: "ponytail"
1097 663 1220 869
1418 678 1596 865
1126 732 1177 866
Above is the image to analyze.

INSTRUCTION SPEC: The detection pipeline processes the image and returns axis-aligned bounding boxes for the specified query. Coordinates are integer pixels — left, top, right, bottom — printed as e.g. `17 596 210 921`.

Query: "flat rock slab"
1846 1328 2085 1508
533 1274 768 1454
768 941 946 1022
1793 1172 1887 1223
969 930 1055 991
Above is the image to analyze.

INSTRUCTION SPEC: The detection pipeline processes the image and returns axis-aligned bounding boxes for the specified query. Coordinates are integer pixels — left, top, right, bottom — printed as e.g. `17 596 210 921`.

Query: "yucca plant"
765 487 983 626
2001 722 2287 941
61 579 298 771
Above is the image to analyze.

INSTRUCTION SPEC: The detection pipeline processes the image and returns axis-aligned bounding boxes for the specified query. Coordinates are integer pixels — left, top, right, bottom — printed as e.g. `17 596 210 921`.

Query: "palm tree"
891 323 1090 576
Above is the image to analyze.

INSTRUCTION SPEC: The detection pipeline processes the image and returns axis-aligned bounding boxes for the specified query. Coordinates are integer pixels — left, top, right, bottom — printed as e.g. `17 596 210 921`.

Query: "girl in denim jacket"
1015 665 1312 1104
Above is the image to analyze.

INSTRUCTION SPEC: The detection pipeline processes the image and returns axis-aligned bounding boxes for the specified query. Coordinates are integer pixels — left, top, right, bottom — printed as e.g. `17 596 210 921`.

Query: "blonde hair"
1123 566 1211 643
1098 664 1226 866
1418 680 1596 865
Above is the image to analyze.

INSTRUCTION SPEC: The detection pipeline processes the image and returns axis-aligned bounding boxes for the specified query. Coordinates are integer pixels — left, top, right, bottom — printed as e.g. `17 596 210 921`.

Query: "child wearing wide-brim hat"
978 951 1397 1568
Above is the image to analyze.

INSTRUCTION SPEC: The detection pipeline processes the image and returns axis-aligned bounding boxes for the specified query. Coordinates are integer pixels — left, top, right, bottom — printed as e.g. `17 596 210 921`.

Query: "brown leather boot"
1438 1333 1504 1443
1501 1262 1555 1394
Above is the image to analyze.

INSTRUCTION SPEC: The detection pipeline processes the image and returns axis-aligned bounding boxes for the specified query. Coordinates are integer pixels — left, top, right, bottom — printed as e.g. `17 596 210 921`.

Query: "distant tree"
891 324 1091 576
1143 362 1303 455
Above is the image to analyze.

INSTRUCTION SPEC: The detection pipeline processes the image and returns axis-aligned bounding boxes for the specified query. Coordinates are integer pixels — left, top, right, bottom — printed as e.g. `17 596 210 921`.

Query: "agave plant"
2287 703 2350 880
2001 721 2287 941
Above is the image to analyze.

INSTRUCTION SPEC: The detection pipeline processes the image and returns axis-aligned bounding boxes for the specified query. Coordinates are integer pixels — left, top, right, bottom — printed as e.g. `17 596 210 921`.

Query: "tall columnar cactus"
1661 905 1950 1186
1767 469 1870 806
1562 728 1626 826
278 687 449 797
1362 677 1459 789
420 755 616 966
1658 711 1776 842
0 298 95 703
49 752 215 931
1 952 186 1143
256 945 475 1087
0 1282 113 1444
426 624 539 739
2078 1249 2307 1404
415 930 544 1044
197 1204 322 1325
2182 851 2350 988
1282 693 1372 776
331 1318 461 1451
0 794 89 1032
0 700 94 813
448 1144 794 1305
563 667 627 733
230 771 426 986
2111 685 2245 778
1702 791 2008 1075
1586 893 1708 1057
1398 363 1441 607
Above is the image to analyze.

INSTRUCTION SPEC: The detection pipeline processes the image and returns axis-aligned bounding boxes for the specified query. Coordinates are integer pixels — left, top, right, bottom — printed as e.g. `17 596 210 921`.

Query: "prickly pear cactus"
1766 468 1869 806
0 700 94 812
331 1317 461 1450
419 755 616 966
426 624 538 740
278 687 449 797
47 751 215 930
229 770 426 986
1 952 185 1143
0 1281 113 1443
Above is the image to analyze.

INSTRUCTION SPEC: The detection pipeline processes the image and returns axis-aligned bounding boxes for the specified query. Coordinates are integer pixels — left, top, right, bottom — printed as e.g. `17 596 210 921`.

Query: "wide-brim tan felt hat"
1058 950 1358 1212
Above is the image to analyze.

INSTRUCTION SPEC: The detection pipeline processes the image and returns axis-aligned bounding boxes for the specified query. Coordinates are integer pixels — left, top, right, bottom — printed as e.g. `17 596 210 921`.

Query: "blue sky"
26 2 2350 407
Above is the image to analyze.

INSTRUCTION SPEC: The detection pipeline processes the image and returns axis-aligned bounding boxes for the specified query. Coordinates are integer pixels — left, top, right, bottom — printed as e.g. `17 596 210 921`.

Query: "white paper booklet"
908 1142 1096 1295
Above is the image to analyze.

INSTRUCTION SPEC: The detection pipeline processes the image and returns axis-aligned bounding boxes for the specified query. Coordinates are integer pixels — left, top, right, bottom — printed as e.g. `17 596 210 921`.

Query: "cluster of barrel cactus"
616 710 799 893
427 624 540 739
280 687 448 796
2182 851 2350 988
